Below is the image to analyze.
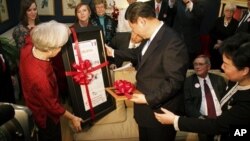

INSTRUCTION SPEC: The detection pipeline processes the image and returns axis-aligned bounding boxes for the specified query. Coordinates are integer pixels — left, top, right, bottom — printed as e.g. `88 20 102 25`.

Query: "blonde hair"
31 20 69 51
224 2 236 12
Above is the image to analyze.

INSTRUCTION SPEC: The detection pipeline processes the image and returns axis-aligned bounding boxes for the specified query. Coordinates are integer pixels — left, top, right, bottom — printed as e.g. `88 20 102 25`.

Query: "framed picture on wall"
62 0 81 16
36 0 55 16
0 0 9 23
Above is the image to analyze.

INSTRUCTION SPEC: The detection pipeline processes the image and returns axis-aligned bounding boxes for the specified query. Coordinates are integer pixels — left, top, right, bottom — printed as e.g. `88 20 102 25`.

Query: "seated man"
107 32 143 68
184 55 227 141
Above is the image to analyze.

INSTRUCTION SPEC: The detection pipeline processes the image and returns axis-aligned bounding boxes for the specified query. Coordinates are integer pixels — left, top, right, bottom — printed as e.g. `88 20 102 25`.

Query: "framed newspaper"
62 26 115 127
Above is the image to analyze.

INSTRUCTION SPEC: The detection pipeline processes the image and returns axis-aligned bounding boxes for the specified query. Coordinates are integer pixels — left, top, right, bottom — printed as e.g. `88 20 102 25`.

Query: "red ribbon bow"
114 80 135 99
66 60 108 85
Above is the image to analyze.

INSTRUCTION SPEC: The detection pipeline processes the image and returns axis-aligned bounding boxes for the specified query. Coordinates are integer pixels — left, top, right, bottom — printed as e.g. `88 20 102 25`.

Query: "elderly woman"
209 2 239 69
91 0 116 45
155 33 250 141
19 20 83 141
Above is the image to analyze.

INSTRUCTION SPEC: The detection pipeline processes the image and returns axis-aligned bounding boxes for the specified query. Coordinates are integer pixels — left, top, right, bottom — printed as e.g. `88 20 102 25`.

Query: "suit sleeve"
184 77 203 118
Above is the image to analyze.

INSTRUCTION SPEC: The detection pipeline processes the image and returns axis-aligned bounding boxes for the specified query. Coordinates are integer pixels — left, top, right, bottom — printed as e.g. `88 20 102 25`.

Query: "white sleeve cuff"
186 1 193 12
173 115 180 131
111 49 115 58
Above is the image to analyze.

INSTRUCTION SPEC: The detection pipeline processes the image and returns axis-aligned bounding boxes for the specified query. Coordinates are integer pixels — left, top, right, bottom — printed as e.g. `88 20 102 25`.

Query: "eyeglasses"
193 62 207 66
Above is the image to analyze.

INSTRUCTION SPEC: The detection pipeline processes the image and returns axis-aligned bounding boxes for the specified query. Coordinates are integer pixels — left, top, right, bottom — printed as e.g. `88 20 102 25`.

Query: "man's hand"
105 44 114 57
129 93 147 104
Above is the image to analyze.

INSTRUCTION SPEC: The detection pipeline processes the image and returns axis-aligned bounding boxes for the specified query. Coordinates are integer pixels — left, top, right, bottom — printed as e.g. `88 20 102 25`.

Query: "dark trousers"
139 125 176 141
198 133 215 141
38 118 62 141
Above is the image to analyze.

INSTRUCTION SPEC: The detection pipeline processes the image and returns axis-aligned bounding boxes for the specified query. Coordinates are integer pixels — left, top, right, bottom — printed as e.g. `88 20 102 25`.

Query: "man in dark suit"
184 55 226 141
172 0 205 66
106 2 189 141
145 0 176 27
109 32 143 68
236 0 250 33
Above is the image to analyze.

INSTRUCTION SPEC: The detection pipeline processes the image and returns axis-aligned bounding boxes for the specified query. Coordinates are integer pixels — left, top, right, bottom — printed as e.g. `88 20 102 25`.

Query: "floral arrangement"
111 1 119 21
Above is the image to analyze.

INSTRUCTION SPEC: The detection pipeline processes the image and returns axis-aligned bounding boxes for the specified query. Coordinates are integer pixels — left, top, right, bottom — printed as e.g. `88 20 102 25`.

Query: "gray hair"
194 55 211 65
31 20 69 51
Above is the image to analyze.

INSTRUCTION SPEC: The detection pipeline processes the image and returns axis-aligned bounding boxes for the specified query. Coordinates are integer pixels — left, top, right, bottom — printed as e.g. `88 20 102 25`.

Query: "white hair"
31 20 69 51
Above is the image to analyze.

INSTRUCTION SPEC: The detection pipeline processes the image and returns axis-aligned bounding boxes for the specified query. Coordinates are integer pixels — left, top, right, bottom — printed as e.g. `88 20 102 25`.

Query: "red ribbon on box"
65 27 108 121
113 80 135 99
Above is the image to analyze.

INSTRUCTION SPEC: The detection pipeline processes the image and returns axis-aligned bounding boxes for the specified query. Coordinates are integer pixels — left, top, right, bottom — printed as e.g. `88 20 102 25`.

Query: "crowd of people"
1 0 250 141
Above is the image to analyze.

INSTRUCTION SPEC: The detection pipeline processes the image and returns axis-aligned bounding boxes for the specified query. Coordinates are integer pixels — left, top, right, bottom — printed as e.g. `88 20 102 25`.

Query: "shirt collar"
149 21 164 42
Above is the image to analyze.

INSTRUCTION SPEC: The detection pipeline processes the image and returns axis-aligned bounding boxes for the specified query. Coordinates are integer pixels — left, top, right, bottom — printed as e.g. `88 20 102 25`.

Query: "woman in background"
72 2 95 29
155 33 250 141
19 20 83 141
91 0 116 45
12 0 39 48
209 3 238 70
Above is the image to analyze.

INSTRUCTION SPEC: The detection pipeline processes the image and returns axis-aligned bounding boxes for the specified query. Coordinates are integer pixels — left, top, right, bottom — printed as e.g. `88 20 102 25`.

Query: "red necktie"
155 5 160 14
204 79 216 118
0 55 6 73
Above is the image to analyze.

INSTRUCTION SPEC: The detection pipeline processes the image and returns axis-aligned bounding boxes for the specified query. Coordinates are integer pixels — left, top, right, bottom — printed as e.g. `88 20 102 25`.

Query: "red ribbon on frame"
113 80 135 99
66 27 109 121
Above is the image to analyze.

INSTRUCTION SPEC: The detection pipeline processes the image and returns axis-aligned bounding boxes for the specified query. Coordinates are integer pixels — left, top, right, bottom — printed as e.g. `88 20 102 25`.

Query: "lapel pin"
195 83 200 88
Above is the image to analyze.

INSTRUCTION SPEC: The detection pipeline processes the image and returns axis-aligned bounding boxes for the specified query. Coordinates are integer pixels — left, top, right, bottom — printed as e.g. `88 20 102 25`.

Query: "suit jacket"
173 0 205 54
178 82 250 141
110 32 137 67
115 24 189 127
145 0 176 27
236 10 250 33
184 73 227 118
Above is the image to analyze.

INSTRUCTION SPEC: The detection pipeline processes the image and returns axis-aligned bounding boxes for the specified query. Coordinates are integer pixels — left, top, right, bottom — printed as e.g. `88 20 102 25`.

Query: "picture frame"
36 0 55 16
0 0 9 23
62 0 81 16
62 26 116 127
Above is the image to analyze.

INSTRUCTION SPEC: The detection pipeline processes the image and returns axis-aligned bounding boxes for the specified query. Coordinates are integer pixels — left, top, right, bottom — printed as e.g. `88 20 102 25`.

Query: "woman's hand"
154 108 176 125
71 115 83 132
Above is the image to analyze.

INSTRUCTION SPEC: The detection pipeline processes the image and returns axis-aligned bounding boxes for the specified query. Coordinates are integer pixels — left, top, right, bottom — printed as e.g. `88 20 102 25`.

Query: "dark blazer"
115 24 189 127
184 73 227 118
236 10 250 33
145 0 176 27
110 32 136 67
178 82 250 141
209 16 239 69
173 0 205 55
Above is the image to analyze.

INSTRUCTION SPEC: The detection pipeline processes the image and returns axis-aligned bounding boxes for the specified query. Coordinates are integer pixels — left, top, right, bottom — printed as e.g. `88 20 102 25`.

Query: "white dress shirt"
197 76 222 117
141 21 164 56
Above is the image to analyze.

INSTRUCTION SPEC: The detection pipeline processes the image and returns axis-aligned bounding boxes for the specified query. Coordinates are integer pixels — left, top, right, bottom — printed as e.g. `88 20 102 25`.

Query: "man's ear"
242 67 250 76
137 17 146 27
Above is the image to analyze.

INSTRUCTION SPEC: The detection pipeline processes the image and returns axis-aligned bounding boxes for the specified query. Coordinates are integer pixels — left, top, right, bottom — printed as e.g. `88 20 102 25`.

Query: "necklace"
224 18 231 27
32 47 50 61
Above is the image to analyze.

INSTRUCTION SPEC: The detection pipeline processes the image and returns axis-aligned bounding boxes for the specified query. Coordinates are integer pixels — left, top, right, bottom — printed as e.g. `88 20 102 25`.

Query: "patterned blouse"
12 23 31 48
